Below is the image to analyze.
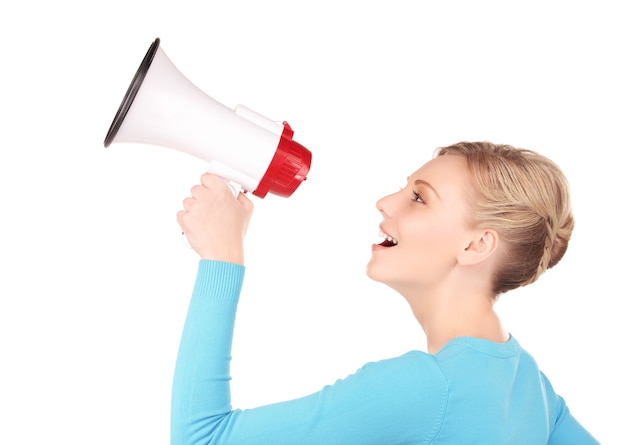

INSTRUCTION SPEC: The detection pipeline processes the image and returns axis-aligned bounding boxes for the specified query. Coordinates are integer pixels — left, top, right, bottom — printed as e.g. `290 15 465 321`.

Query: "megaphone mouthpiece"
255 122 311 197
104 37 312 198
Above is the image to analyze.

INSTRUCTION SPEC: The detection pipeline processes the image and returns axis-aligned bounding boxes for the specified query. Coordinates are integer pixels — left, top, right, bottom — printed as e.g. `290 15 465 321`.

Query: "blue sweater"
171 260 599 444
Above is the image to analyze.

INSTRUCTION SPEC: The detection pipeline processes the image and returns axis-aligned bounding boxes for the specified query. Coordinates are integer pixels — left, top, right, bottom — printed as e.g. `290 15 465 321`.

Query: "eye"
412 191 424 203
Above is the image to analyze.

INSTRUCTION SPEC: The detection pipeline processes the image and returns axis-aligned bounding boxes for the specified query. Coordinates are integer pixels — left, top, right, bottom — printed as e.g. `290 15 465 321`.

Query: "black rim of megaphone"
103 38 161 147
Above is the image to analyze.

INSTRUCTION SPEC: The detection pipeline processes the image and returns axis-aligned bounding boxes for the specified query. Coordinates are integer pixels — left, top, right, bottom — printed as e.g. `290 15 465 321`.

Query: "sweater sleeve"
542 373 600 445
547 405 600 445
170 260 449 445
171 260 245 444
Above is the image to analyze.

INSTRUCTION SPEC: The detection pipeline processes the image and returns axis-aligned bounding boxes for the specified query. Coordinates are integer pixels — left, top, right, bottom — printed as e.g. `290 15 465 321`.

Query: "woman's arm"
170 261 448 445
546 396 600 445
170 260 244 444
541 373 600 445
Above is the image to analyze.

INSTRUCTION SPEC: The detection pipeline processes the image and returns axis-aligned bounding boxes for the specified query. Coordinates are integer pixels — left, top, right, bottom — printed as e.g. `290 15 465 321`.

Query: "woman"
172 141 599 444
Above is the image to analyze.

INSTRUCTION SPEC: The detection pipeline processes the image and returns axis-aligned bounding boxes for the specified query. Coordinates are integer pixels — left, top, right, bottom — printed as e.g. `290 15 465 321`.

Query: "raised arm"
170 260 244 444
171 260 447 444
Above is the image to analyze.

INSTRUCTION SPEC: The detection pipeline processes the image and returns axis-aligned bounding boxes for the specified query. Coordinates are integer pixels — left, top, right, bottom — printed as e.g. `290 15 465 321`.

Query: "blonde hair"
436 141 574 296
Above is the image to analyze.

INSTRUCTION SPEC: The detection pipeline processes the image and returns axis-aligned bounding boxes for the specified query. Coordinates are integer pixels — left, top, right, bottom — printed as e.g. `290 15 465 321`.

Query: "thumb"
237 191 254 233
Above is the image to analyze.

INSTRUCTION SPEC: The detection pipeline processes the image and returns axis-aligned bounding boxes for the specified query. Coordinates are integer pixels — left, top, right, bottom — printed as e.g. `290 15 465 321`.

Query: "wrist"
198 247 244 265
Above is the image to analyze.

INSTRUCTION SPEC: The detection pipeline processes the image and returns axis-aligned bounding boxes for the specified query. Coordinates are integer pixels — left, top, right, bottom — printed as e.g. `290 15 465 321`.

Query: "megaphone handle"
181 178 242 249
225 180 242 197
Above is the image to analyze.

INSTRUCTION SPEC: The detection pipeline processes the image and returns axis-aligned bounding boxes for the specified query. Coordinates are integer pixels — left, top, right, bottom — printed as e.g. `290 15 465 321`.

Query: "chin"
366 260 409 294
365 260 386 284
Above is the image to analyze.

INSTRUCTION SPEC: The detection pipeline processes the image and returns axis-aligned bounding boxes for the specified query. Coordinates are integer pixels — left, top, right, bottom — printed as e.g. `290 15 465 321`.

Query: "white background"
1 1 624 443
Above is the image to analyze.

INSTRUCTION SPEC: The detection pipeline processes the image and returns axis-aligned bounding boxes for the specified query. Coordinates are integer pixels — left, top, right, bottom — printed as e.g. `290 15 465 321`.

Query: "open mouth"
378 231 398 247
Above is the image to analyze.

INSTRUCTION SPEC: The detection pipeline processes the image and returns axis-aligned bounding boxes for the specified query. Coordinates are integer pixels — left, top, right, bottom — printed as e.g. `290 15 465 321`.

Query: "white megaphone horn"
104 37 312 198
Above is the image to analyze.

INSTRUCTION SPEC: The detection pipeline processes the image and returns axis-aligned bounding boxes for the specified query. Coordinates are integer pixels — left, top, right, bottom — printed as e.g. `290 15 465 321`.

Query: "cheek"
401 218 464 260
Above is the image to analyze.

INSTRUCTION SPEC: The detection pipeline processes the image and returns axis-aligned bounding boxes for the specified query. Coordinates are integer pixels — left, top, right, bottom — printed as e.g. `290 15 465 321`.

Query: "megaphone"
104 37 311 198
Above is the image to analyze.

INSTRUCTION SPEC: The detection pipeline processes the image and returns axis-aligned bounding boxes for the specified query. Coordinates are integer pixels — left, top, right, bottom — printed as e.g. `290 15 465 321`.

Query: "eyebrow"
411 178 441 200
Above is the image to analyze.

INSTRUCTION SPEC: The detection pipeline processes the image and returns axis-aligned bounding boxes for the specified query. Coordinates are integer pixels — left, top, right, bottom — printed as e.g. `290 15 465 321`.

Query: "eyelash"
398 186 425 203
412 191 424 203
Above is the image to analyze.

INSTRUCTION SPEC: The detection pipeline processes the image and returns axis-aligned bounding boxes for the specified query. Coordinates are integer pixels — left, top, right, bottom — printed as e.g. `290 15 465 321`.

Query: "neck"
403 286 508 354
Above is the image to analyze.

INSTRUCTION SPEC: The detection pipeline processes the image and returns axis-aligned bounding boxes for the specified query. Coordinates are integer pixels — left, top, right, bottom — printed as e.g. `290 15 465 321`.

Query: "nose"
376 191 397 216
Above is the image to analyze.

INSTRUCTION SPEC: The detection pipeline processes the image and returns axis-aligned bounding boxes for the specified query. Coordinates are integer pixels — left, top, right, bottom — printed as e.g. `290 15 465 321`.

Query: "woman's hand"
177 173 254 264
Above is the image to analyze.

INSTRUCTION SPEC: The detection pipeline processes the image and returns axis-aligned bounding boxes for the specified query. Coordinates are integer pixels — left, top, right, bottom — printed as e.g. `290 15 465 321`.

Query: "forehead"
410 154 471 185
407 154 475 208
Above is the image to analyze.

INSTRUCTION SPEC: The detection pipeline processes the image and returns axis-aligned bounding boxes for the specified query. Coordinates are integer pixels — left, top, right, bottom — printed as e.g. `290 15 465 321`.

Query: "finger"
176 210 187 230
200 173 230 193
190 184 206 199
237 191 254 215
182 197 195 211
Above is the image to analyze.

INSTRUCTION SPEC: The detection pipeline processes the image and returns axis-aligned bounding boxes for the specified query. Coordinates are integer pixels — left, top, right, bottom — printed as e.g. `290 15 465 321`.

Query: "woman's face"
366 154 477 294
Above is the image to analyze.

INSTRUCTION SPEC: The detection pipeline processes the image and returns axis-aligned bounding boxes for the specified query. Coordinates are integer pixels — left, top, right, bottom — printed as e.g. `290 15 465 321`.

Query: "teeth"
379 231 398 244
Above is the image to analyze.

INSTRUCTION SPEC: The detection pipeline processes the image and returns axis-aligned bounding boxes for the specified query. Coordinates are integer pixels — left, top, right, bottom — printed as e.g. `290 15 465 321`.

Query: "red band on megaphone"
253 122 312 198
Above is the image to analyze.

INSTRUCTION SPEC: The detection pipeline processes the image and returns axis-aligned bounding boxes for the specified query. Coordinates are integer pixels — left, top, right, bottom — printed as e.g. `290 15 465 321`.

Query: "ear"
457 229 499 266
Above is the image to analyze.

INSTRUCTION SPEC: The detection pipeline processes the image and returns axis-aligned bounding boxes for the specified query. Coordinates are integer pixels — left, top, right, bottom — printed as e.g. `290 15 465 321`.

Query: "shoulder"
353 351 449 405
538 371 566 420
361 350 445 377
334 352 449 440
538 371 600 443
